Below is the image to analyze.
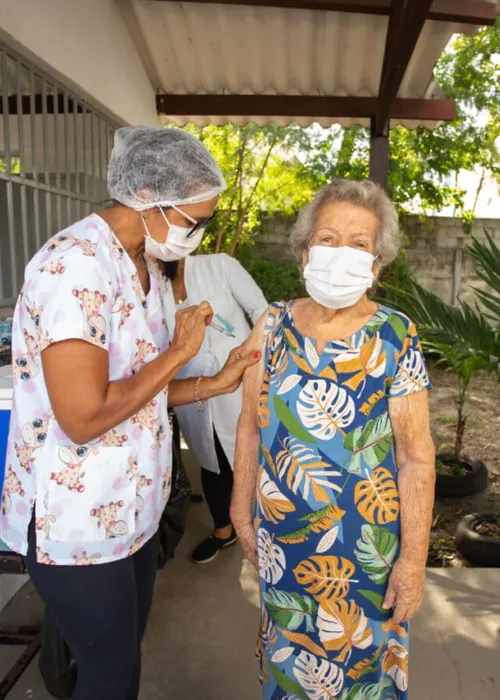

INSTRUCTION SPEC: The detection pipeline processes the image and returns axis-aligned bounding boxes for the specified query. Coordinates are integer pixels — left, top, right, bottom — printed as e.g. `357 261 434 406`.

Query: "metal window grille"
0 41 120 306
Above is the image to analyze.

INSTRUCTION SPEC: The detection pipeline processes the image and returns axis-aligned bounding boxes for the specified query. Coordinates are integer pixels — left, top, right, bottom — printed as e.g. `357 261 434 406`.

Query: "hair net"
107 126 226 211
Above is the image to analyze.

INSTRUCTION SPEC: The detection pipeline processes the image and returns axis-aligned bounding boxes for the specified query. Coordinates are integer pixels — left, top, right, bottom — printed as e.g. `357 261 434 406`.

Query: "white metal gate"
0 41 119 306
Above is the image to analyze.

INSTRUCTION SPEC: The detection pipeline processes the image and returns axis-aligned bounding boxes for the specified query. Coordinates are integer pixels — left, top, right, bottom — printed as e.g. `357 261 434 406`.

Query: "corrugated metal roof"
126 1 490 129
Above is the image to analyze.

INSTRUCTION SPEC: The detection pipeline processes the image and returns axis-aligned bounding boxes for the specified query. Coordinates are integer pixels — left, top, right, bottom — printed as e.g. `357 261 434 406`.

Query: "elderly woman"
231 180 435 700
0 126 258 700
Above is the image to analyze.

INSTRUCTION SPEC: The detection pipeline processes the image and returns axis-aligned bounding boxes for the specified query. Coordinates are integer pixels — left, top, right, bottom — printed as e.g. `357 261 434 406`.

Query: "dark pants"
201 430 234 530
25 520 159 700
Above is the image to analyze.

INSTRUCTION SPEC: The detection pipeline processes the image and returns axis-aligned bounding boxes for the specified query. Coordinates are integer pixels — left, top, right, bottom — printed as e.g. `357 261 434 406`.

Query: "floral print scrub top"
256 302 431 700
0 214 171 565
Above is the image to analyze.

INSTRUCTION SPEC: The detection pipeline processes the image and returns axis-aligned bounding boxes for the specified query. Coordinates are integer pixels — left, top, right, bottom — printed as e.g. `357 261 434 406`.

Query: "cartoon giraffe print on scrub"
36 514 56 539
12 330 40 382
36 548 55 565
99 430 128 447
46 234 97 257
112 290 135 328
132 338 157 374
72 288 108 348
40 258 65 275
15 412 52 473
131 400 166 449
90 501 128 539
50 445 98 492
128 455 152 515
72 551 102 565
2 466 25 514
128 535 145 556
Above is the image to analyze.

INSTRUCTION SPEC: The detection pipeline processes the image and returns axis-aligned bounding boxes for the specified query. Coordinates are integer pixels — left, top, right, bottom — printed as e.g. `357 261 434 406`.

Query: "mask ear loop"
140 213 153 240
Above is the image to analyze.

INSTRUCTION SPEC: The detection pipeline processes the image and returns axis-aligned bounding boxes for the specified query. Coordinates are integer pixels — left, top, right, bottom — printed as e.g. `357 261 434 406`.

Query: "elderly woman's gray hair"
290 179 400 266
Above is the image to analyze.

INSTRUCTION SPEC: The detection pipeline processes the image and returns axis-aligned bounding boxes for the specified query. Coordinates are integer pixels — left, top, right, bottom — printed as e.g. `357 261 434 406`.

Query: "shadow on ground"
0 448 499 699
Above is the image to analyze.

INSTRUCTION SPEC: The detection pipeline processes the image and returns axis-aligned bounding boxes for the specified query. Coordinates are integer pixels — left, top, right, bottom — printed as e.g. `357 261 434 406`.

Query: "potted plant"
455 512 500 567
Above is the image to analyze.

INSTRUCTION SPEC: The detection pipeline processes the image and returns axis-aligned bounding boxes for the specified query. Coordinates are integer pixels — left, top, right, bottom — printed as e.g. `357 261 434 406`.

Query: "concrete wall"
254 215 500 305
0 0 158 126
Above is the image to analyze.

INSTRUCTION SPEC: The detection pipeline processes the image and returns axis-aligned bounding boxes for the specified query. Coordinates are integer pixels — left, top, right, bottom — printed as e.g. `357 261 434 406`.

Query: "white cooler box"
0 364 13 502
0 365 28 612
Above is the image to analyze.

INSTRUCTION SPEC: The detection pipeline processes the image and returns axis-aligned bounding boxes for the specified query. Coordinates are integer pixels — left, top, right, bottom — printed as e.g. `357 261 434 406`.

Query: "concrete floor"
0 448 499 699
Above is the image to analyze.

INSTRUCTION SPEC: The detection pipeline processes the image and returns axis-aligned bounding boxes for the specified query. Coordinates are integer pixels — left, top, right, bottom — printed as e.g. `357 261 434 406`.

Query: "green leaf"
343 413 394 474
365 308 390 335
263 588 318 632
354 524 399 585
341 678 393 700
270 663 309 700
387 314 408 343
273 395 316 444
277 525 312 544
358 589 385 612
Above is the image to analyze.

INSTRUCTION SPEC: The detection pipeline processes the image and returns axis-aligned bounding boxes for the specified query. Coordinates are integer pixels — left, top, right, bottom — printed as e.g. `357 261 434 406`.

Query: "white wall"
0 0 158 126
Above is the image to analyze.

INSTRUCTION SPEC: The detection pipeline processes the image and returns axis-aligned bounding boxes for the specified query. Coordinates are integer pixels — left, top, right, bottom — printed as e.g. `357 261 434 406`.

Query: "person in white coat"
164 253 267 563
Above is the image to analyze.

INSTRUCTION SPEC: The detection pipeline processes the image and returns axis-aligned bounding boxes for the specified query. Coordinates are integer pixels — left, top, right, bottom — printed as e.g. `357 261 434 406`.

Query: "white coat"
164 253 268 473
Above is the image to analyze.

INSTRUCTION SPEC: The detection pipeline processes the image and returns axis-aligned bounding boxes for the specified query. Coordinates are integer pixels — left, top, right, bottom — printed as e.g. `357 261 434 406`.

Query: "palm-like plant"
381 231 500 463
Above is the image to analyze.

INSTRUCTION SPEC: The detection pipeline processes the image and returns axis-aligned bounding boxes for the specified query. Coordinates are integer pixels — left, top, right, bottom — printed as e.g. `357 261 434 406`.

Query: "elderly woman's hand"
383 557 426 624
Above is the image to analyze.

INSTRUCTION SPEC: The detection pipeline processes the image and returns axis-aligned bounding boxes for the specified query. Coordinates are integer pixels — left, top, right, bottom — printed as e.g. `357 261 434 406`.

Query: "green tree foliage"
182 123 332 254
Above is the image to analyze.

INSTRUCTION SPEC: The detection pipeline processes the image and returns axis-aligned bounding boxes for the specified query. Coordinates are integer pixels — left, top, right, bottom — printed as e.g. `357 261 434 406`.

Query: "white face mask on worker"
142 207 204 262
303 245 376 310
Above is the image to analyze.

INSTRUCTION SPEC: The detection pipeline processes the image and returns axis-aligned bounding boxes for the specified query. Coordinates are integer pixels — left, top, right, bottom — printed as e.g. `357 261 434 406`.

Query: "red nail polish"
253 351 261 360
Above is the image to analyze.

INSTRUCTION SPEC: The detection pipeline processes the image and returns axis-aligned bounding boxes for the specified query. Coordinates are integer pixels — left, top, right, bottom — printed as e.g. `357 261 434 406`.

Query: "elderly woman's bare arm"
230 312 267 568
384 390 435 624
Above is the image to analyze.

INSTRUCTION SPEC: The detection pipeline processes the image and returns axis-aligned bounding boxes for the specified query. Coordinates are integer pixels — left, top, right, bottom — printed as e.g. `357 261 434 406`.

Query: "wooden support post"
369 118 389 191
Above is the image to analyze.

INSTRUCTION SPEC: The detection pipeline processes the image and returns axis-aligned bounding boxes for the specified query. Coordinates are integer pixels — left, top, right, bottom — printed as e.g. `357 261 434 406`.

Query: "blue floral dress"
256 301 431 700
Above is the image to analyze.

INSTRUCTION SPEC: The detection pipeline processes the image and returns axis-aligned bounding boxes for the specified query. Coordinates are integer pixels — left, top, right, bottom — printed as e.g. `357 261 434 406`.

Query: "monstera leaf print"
304 337 320 369
261 605 278 647
365 308 390 335
276 437 342 503
281 629 328 659
297 380 355 441
382 640 409 692
346 642 386 681
258 528 286 585
274 395 317 444
259 370 271 428
317 598 373 663
270 663 309 700
271 343 290 386
278 502 345 545
293 556 357 602
343 413 394 475
262 588 317 632
354 467 400 525
333 333 387 393
354 524 399 585
277 374 302 396
390 347 428 395
260 443 277 476
340 678 393 700
257 466 296 524
293 650 344 700
381 618 407 638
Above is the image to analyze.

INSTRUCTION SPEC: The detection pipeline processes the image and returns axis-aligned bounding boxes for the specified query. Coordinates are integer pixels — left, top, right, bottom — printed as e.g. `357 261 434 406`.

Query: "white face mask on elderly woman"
141 206 205 262
303 245 376 310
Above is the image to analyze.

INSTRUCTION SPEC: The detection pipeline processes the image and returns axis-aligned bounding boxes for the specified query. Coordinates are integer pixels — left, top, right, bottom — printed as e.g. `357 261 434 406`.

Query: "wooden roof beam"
156 94 456 121
373 0 433 136
156 0 498 26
